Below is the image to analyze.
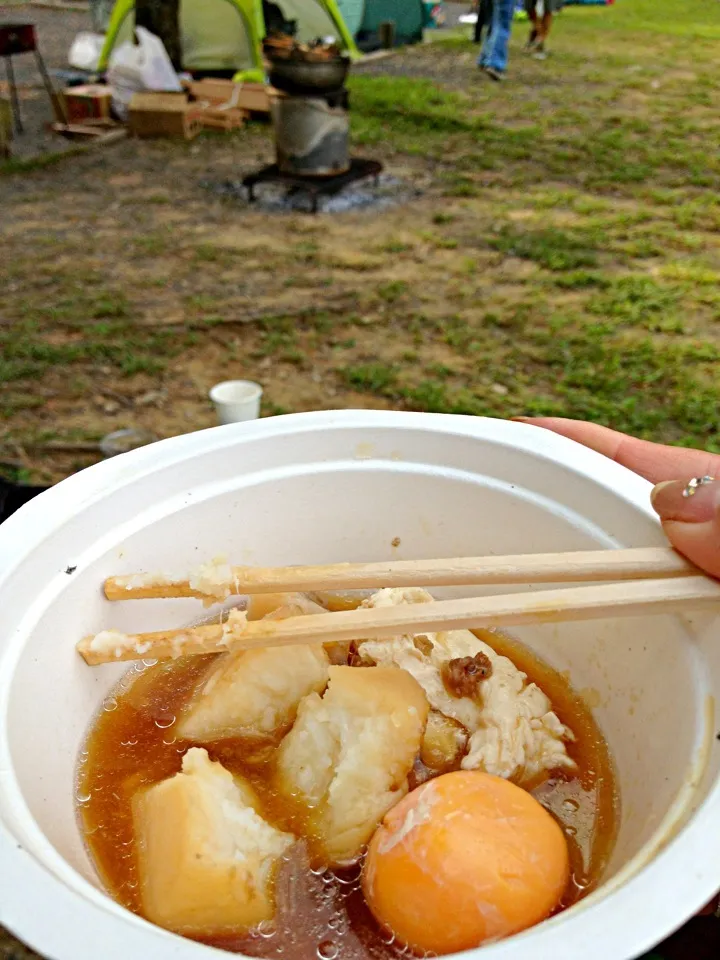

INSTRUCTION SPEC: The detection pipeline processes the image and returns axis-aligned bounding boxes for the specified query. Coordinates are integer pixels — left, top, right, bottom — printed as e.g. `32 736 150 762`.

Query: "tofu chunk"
358 588 575 786
178 593 331 743
275 665 429 865
247 592 350 666
177 642 329 742
246 592 328 622
133 747 294 936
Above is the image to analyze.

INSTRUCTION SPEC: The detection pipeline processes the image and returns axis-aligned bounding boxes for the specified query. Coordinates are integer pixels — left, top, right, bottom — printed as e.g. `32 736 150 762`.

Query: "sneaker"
484 66 504 81
533 43 548 60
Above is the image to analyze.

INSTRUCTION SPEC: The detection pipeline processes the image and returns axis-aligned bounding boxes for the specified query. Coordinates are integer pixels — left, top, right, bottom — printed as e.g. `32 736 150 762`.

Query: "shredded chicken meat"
357 588 576 786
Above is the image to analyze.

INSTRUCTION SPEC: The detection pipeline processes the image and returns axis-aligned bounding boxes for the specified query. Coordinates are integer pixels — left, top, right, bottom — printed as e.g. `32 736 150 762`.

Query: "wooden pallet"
194 103 247 132
188 79 276 116
51 120 122 141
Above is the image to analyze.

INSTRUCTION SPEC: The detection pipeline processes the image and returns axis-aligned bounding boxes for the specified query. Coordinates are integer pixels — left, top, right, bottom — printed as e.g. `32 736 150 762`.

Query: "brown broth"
475 628 620 909
77 630 619 956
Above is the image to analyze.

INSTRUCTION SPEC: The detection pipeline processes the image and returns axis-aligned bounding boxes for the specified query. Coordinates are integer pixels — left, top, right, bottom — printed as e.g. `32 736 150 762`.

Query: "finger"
698 893 720 916
516 418 720 485
651 478 720 579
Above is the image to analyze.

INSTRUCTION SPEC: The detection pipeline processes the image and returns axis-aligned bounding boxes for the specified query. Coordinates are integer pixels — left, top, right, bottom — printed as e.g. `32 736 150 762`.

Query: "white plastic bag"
108 26 181 121
68 32 106 72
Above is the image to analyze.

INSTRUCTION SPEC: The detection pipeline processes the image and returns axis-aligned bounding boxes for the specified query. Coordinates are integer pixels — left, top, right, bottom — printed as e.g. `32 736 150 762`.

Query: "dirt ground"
0 146 462 481
0 2 90 159
0 10 491 480
3 2 720 484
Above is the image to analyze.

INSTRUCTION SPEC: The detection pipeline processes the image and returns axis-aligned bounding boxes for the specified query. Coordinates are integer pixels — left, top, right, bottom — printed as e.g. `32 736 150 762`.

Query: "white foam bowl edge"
0 411 718 960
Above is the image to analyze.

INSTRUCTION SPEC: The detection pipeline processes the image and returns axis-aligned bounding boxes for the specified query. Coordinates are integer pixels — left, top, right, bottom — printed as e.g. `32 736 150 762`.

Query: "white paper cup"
209 380 262 424
0 411 719 960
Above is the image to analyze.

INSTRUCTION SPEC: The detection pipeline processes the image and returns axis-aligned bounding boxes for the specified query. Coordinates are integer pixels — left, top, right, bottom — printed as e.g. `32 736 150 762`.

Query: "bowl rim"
208 380 264 404
0 410 718 960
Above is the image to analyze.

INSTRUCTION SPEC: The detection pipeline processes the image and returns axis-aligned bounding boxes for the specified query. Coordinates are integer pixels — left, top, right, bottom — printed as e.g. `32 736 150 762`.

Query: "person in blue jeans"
477 0 515 81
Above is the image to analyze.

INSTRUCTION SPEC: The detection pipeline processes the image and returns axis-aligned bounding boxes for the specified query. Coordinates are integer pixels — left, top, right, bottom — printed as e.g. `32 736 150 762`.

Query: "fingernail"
650 477 718 523
510 416 532 422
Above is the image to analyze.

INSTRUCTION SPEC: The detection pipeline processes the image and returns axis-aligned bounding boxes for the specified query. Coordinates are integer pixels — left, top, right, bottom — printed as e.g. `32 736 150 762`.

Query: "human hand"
518 417 720 918
517 418 720 579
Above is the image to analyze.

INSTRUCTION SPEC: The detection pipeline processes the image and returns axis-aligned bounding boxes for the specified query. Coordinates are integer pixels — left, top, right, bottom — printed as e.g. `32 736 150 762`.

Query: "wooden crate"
128 92 202 140
62 85 112 124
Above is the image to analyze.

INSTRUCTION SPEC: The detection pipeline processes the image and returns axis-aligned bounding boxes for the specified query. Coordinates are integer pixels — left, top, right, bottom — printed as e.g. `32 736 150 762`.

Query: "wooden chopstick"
78 574 720 665
103 547 696 602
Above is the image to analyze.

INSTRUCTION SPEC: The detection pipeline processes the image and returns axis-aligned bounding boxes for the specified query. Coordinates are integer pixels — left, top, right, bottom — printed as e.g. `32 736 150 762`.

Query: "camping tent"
336 0 425 51
98 0 358 78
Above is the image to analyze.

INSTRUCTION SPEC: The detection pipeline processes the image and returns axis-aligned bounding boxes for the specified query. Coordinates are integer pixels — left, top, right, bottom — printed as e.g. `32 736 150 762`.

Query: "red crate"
0 23 37 57
63 85 112 124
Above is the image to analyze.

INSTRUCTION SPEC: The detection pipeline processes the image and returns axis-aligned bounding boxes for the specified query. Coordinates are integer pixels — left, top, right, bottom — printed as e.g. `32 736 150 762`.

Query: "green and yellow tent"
98 0 359 80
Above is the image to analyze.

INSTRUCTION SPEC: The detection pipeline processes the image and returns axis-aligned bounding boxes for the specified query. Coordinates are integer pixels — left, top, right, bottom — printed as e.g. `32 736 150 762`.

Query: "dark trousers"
474 0 494 42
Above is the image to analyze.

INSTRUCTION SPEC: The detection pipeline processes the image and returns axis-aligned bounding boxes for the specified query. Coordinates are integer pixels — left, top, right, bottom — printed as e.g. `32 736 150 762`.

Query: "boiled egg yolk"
362 770 569 955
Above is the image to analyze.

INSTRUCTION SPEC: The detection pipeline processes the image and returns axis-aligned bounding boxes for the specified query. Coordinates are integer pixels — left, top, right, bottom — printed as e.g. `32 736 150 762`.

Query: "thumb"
651 476 720 579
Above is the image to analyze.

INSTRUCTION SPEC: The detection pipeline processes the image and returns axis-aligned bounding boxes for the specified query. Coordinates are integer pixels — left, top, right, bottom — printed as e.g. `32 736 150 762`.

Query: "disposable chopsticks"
103 547 696 601
78 573 720 666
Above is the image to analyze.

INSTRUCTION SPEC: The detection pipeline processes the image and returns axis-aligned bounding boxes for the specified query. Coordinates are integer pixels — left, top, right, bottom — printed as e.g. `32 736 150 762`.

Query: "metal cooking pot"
273 96 350 177
268 56 351 95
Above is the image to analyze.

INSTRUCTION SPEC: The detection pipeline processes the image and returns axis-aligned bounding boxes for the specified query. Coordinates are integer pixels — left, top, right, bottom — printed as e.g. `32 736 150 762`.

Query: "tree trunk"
135 0 182 72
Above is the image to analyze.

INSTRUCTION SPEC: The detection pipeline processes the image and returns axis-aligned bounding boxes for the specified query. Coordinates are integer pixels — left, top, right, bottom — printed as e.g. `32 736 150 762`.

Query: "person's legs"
478 0 514 75
538 10 552 42
481 0 494 34
474 2 483 43
534 0 559 55
474 0 493 42
524 0 539 48
478 0 498 66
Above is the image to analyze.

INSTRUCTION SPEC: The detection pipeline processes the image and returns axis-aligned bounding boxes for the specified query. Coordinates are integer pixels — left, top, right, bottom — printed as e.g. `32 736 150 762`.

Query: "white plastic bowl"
0 411 718 960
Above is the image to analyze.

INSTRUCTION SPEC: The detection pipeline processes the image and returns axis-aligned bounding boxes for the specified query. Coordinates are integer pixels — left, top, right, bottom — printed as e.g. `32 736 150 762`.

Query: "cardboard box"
128 92 202 140
189 79 275 115
62 84 112 124
240 82 277 114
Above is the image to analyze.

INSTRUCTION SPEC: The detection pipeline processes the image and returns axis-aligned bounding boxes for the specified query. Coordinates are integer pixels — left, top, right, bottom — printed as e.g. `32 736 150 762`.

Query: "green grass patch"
586 276 682 330
342 363 398 393
0 317 183 381
490 226 599 271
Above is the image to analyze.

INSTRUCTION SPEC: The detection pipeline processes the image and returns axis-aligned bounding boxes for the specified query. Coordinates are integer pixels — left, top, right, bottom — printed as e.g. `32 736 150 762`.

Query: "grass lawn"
2 0 720 483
